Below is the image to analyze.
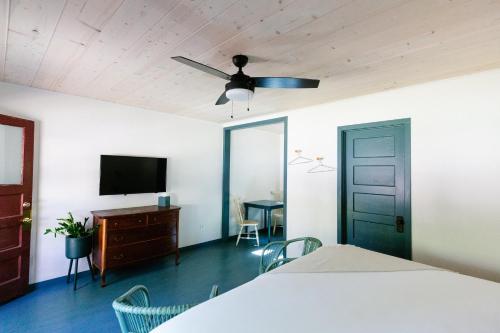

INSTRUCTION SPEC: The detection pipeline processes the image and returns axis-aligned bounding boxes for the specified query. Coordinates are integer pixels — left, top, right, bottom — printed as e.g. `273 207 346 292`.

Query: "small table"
243 200 284 243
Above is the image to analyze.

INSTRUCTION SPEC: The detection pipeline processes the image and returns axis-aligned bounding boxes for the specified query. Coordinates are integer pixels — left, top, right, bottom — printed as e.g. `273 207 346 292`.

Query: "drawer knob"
112 235 124 242
112 254 124 260
138 219 143 223
114 222 119 227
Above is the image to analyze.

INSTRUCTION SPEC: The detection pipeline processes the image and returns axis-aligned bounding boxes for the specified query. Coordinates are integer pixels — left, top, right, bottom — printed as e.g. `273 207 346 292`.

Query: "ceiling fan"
171 55 320 106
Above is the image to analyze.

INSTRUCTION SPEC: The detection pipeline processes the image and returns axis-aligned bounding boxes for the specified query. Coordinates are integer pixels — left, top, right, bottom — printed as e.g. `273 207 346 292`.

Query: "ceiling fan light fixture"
225 88 253 102
171 54 320 110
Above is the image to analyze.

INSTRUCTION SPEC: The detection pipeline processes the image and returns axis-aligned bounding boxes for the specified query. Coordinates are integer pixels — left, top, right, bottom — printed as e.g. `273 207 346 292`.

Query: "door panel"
0 114 34 303
353 165 395 186
353 193 395 216
350 219 404 255
0 193 23 216
353 136 395 157
340 120 410 259
0 217 23 250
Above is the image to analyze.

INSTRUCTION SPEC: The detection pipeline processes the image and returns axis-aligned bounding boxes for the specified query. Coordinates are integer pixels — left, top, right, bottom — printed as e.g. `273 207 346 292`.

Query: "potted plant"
44 212 98 259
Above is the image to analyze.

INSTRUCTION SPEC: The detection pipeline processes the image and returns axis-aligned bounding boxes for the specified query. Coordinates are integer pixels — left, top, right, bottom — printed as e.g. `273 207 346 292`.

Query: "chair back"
113 284 219 333
259 241 287 274
209 285 219 299
301 237 323 256
270 191 283 201
113 285 191 333
259 237 322 274
232 197 245 226
270 191 284 218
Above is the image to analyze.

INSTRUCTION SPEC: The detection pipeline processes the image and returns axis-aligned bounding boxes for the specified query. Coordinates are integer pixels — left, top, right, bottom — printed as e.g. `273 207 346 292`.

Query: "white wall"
0 81 223 283
225 68 500 282
229 127 282 235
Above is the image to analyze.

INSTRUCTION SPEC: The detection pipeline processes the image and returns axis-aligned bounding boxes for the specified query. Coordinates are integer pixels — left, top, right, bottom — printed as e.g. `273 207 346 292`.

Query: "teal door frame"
337 118 411 258
222 117 288 239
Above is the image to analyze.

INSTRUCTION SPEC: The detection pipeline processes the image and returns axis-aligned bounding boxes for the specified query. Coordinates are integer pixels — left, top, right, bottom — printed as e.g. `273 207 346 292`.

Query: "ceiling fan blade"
253 77 320 88
215 91 229 105
172 56 231 80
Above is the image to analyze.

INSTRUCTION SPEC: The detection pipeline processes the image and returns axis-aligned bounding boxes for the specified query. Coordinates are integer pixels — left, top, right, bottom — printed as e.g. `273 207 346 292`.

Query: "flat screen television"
99 155 167 195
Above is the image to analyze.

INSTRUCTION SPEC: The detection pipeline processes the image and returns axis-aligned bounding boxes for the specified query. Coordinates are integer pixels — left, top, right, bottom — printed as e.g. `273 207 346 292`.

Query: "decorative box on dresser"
91 205 180 287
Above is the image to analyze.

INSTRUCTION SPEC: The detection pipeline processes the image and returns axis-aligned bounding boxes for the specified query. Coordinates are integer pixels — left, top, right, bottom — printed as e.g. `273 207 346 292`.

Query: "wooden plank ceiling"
1 0 500 122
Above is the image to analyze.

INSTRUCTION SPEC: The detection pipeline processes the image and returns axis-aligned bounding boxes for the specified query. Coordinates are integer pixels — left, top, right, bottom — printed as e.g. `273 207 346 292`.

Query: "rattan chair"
113 284 219 333
259 237 322 274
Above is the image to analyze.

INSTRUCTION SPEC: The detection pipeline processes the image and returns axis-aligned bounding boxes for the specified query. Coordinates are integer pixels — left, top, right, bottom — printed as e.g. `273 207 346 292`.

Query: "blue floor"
0 233 277 333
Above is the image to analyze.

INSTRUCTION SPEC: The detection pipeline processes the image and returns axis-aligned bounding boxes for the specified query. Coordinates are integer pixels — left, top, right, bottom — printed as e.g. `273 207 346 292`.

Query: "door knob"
396 216 404 233
22 202 32 227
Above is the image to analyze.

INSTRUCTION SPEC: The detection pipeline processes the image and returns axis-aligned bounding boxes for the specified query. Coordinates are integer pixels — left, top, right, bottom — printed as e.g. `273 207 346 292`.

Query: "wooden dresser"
91 205 180 287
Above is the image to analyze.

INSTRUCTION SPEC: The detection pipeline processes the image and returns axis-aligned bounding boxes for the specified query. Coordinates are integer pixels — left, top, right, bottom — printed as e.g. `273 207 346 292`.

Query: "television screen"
99 155 167 195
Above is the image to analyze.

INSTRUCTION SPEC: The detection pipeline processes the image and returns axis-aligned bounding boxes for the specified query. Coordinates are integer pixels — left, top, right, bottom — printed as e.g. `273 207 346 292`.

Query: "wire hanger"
288 149 313 165
307 157 336 173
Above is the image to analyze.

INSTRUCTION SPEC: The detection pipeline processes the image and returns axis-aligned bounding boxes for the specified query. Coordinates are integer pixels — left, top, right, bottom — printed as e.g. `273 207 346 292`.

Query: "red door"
0 114 34 303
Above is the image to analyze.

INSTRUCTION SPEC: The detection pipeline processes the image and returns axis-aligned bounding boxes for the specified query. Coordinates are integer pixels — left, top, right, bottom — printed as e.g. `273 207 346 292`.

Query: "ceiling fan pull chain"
247 90 250 112
231 101 234 119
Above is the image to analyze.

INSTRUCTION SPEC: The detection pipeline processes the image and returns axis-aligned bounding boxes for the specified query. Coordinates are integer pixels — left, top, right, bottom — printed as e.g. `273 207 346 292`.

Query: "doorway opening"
222 117 287 245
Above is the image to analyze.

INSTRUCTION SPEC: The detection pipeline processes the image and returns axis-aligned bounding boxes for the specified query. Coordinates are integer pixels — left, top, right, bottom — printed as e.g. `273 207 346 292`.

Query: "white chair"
270 191 284 235
233 198 260 247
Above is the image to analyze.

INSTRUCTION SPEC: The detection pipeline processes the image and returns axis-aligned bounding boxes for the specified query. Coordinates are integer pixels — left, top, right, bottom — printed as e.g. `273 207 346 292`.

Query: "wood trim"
221 128 231 239
282 118 288 238
221 117 288 240
337 128 346 244
223 117 289 131
101 218 107 285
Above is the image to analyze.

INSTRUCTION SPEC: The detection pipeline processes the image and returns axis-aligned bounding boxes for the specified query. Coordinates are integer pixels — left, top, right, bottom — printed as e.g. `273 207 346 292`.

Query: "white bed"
152 245 500 333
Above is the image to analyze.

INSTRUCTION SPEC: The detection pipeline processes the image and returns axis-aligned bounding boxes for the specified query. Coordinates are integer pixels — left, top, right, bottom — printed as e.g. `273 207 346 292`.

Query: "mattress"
151 245 500 333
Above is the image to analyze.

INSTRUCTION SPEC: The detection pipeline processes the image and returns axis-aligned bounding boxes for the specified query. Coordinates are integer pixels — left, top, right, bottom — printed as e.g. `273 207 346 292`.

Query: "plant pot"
65 235 92 259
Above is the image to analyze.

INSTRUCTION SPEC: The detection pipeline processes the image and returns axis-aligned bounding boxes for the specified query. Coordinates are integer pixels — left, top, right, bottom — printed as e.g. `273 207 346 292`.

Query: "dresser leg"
100 270 106 287
175 250 180 265
87 256 96 281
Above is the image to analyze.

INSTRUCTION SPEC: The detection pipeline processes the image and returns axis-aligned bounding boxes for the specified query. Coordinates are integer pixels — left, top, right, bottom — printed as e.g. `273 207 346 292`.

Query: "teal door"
338 119 411 259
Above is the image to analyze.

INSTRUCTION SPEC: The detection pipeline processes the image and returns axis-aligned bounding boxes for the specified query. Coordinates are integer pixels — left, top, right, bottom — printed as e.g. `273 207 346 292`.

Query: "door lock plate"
396 216 404 233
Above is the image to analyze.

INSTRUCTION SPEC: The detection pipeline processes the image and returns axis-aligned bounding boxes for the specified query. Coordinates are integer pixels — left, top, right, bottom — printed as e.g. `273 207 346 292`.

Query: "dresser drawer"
148 212 169 225
107 224 170 247
106 238 172 267
148 211 178 225
107 214 146 230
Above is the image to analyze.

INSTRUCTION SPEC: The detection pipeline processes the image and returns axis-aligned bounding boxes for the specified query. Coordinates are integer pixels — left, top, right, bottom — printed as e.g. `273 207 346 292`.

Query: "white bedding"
152 246 500 333
270 245 441 273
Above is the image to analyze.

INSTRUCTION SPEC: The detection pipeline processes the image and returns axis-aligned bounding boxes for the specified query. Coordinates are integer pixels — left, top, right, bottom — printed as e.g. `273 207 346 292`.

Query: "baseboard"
29 268 95 291
28 237 230 290
179 237 225 251
28 233 272 290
